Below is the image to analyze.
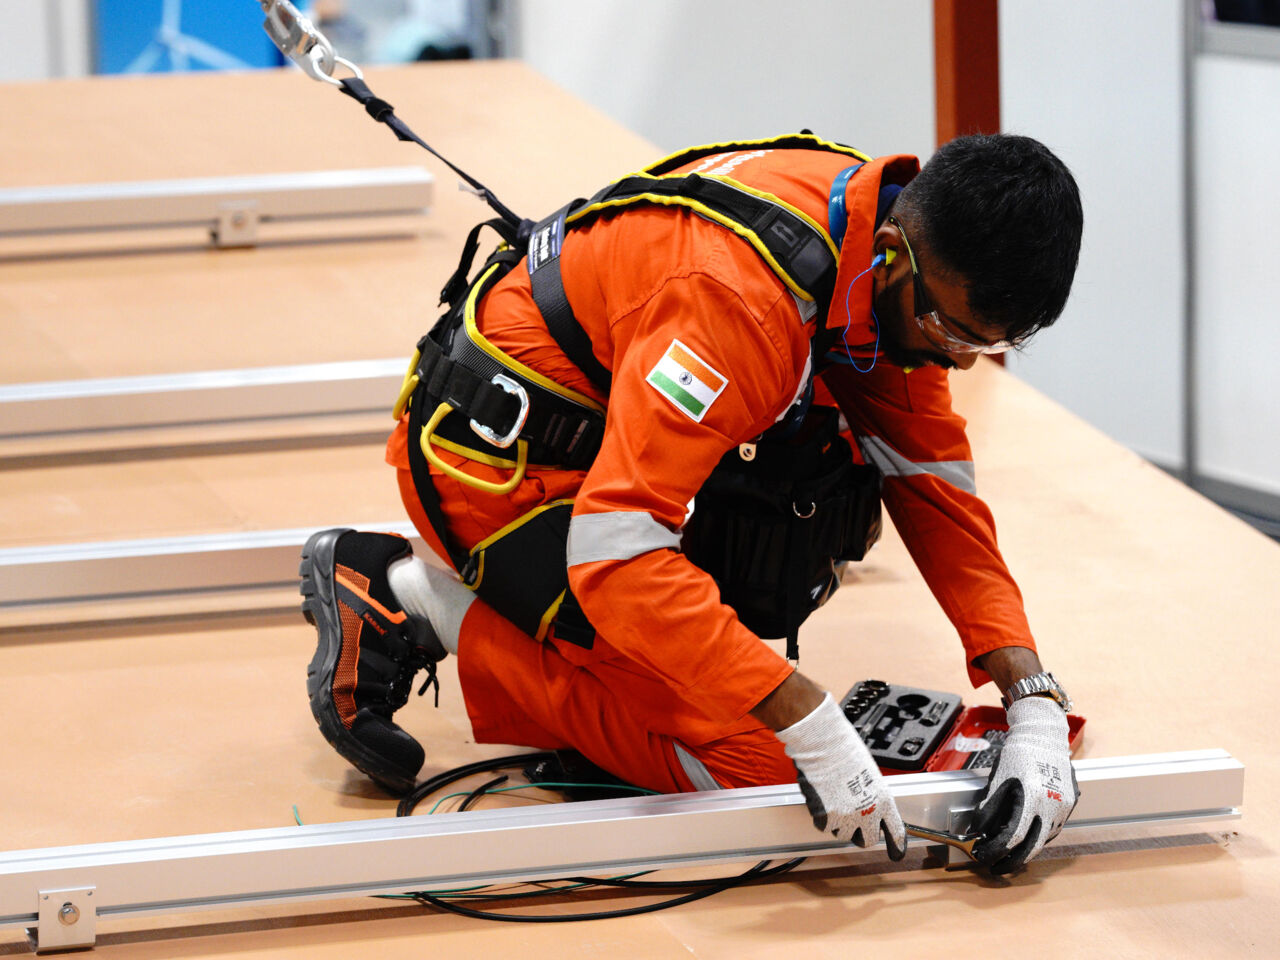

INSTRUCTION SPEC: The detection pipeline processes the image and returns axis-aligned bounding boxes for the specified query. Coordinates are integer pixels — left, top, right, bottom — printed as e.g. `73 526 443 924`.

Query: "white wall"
0 0 90 81
1193 53 1280 499
999 0 1186 468
513 0 936 161
517 0 1192 471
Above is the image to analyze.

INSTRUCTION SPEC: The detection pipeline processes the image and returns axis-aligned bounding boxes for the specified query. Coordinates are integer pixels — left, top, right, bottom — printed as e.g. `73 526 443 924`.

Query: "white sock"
386 555 473 655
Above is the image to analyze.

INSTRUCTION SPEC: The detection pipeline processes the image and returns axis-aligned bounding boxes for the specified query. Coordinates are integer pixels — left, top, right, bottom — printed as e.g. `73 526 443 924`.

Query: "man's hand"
971 695 1078 874
775 693 907 858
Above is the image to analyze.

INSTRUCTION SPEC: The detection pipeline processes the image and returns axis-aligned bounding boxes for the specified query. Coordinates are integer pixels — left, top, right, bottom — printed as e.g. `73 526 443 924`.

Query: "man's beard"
872 279 955 371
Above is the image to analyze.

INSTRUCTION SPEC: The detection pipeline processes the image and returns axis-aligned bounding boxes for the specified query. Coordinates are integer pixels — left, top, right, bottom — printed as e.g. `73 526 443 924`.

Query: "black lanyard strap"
338 76 524 230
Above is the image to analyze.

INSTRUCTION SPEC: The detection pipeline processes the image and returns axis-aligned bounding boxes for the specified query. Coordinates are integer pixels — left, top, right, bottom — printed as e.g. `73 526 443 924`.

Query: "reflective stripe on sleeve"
857 435 977 495
566 511 682 566
790 292 818 324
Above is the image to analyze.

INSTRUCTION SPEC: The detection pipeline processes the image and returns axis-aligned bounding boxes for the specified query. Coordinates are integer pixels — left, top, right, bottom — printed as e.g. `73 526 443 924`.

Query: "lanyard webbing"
338 77 525 230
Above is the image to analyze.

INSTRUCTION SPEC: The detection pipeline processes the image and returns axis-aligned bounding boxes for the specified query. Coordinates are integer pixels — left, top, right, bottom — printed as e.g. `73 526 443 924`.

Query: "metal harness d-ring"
470 375 530 449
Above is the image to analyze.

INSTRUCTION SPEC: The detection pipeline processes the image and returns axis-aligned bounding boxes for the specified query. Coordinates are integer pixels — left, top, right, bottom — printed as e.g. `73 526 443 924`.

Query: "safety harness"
396 135 885 660
258 7 883 660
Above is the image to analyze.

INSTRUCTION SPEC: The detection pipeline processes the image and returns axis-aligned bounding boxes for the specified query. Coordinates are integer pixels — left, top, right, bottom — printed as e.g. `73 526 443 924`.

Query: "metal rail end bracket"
212 201 260 248
29 887 96 954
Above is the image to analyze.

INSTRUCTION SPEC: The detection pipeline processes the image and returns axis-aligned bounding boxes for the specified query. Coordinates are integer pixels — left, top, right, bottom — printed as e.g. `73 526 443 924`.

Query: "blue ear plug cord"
835 253 884 374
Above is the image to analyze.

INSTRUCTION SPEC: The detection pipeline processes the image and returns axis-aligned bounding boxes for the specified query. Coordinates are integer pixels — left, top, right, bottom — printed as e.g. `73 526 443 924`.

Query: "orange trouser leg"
454 597 796 794
394 464 795 794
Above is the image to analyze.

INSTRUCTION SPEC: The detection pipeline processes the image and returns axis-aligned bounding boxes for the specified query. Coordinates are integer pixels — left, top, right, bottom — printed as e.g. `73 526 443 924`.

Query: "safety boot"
300 528 446 794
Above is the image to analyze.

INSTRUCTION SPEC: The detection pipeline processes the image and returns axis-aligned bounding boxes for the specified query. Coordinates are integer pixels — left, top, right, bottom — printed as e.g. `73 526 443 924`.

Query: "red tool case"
839 680 1085 774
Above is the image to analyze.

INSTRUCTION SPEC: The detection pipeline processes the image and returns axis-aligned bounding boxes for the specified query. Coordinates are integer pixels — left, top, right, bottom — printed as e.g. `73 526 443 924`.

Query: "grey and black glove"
776 693 907 859
971 695 1079 874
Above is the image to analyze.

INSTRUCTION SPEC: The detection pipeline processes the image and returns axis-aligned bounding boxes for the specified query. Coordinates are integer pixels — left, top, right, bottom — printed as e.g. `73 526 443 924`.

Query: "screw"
58 903 79 925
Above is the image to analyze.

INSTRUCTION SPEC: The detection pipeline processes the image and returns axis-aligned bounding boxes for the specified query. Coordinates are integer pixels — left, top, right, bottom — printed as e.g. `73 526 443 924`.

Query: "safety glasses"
886 216 1015 356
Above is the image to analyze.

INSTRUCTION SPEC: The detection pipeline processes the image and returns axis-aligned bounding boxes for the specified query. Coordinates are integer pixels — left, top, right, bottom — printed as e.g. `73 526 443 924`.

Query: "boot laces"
383 643 440 712
415 656 441 708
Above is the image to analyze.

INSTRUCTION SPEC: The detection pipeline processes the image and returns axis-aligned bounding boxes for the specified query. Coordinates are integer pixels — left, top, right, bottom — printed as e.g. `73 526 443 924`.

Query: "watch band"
1001 671 1073 712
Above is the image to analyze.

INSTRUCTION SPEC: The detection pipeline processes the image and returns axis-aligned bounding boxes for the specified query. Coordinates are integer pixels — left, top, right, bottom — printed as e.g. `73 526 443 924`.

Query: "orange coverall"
386 146 1037 793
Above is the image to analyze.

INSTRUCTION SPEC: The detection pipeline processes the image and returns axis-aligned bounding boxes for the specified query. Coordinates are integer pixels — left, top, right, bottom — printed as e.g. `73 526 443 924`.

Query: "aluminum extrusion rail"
0 359 406 441
0 750 1244 951
0 524 423 610
0 167 433 248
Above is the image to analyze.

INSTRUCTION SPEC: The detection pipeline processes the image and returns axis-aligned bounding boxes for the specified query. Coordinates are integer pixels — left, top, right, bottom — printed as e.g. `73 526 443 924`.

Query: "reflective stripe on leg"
674 742 723 791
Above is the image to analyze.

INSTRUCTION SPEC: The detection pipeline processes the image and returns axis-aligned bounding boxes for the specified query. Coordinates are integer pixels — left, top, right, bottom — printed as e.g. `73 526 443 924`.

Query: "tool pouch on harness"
681 405 882 652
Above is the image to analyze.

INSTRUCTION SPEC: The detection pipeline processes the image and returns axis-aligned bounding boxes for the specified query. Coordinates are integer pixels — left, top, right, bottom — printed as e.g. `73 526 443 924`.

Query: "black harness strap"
439 219 521 309
405 380 471 573
581 173 839 304
413 333 604 471
526 203 613 396
525 172 840 399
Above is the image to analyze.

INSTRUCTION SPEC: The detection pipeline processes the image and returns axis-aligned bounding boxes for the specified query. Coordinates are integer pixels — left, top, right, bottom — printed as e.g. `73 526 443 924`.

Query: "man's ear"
871 221 902 274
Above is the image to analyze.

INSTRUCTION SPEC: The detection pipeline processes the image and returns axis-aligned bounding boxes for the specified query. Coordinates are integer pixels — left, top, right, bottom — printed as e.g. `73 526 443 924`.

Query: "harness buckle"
470 374 529 449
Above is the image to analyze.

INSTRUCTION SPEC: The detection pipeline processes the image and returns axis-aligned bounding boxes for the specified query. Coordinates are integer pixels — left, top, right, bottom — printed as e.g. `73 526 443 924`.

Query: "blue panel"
96 0 284 74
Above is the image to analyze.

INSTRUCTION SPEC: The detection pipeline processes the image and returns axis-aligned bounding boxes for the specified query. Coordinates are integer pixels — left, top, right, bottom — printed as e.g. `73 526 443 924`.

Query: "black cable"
394 752 809 921
560 859 806 889
459 775 508 812
411 858 804 923
396 751 557 817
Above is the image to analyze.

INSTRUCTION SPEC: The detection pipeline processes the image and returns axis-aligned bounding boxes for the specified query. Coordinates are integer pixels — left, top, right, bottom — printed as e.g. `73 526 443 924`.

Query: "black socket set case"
840 680 963 771
839 679 1087 773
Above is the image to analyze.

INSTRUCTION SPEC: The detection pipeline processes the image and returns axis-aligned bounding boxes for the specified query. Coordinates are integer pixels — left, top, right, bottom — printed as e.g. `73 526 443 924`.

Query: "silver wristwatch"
1001 671 1073 712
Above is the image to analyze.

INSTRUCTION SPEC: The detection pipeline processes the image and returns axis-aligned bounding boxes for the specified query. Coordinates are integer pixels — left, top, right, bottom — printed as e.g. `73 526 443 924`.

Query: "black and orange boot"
300 528 446 794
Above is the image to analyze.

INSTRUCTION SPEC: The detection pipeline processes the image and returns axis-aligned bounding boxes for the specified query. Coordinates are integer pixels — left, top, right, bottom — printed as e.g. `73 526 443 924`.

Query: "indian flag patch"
646 339 728 422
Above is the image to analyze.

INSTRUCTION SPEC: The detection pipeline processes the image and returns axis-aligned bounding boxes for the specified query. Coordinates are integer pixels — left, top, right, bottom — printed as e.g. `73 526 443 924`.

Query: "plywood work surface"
0 61 657 384
2 65 1279 959
0 60 656 551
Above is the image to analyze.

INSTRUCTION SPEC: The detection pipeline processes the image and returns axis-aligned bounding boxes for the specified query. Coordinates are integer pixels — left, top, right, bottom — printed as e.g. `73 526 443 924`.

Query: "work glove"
776 693 907 859
971 695 1079 874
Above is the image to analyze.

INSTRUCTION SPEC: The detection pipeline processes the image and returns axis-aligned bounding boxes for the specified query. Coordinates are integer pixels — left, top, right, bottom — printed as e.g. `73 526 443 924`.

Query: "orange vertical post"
934 0 1003 361
933 0 1001 146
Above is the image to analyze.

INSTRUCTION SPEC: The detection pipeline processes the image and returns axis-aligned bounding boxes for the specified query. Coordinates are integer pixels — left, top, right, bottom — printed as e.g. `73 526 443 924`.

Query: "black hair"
895 133 1083 343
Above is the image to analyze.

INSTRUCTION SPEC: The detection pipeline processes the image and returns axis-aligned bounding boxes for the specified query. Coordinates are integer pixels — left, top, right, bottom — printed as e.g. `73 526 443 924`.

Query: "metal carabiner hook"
260 0 362 86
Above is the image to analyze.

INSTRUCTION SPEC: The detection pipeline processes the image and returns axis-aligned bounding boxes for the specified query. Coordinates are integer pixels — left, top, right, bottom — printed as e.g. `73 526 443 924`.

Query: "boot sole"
300 528 418 795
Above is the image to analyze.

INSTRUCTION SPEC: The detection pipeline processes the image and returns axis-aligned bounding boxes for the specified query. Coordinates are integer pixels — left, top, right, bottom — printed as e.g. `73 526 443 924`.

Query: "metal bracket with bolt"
30 887 95 954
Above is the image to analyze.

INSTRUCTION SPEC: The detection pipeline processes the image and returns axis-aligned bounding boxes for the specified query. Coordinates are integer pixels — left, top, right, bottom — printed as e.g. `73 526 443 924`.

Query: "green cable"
292 804 303 826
